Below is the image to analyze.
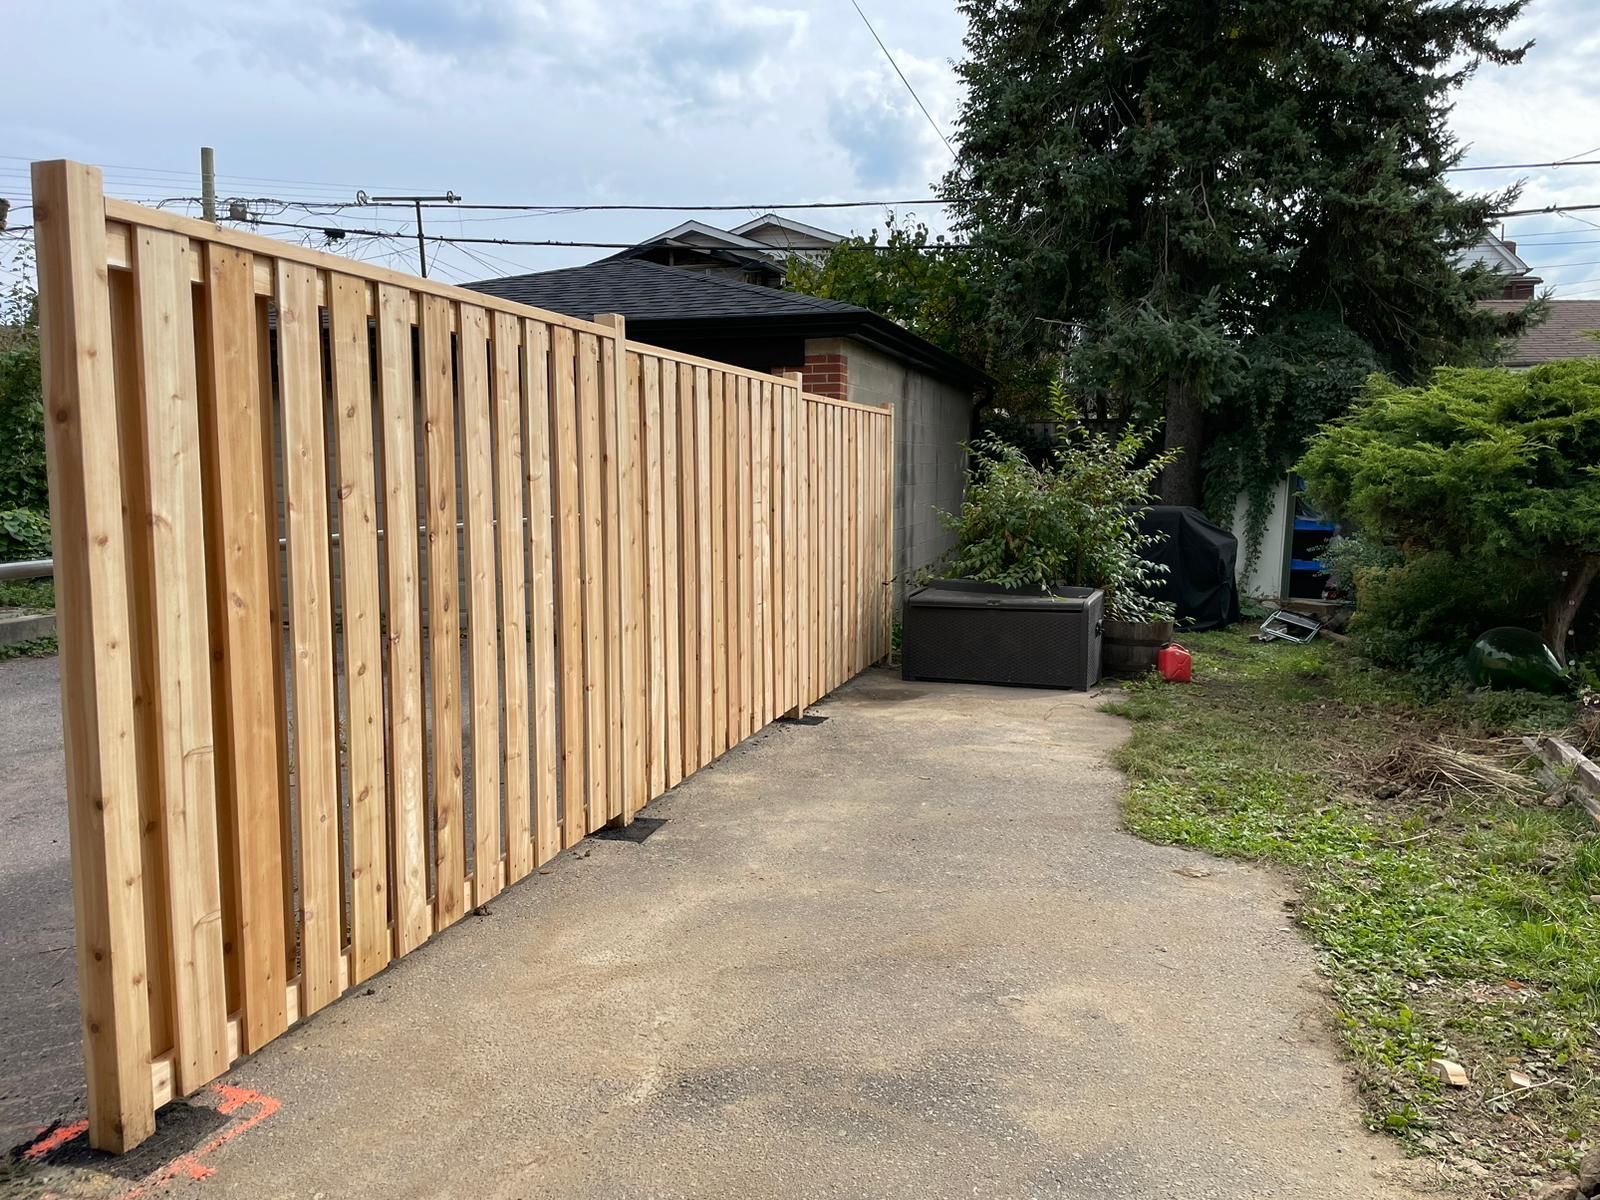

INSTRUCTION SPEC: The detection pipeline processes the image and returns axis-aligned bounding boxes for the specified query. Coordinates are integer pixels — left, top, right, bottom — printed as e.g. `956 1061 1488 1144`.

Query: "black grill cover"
1135 506 1242 631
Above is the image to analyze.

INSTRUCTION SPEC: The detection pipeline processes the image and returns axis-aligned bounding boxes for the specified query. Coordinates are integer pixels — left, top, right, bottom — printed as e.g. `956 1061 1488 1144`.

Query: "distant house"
1460 230 1543 299
468 258 985 603
1480 299 1600 366
604 214 844 287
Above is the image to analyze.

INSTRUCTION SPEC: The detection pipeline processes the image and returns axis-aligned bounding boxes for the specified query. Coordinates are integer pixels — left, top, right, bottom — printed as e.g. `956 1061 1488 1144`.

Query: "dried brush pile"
1366 737 1543 805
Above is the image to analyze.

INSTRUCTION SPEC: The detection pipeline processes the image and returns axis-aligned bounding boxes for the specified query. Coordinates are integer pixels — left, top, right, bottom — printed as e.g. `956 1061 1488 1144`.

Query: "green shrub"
1297 361 1600 668
941 385 1177 622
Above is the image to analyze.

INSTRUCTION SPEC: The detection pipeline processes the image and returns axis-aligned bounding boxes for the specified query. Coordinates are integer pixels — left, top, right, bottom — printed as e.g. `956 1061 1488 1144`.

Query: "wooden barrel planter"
1102 617 1174 677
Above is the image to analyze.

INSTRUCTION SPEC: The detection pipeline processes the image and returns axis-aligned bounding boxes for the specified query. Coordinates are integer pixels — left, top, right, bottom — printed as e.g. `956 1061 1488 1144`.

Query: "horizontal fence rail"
31 161 894 1152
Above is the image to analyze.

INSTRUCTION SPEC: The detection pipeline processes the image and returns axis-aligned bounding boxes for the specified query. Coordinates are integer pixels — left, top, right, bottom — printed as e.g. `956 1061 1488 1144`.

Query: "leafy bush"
0 507 51 560
1297 361 1600 667
0 241 47 515
941 389 1177 621
0 340 46 513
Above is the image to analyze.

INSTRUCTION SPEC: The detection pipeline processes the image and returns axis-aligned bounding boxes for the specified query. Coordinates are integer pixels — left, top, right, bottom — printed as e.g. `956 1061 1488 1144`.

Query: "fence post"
778 371 806 718
31 159 156 1151
884 403 896 663
593 312 638 826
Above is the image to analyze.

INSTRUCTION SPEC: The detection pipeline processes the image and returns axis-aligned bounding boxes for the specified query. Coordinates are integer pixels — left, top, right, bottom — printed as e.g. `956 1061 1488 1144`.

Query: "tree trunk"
1542 554 1600 666
1160 373 1204 507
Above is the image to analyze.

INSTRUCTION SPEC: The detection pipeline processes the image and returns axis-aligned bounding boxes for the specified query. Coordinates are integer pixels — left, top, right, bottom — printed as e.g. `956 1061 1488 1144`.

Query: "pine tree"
942 0 1536 507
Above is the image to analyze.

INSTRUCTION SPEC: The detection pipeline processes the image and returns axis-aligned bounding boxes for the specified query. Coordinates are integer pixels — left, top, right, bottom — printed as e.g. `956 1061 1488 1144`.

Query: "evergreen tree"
942 0 1538 508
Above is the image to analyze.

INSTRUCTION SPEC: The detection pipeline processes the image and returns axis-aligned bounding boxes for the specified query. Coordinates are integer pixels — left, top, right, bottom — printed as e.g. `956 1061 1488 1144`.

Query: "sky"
3 0 1599 296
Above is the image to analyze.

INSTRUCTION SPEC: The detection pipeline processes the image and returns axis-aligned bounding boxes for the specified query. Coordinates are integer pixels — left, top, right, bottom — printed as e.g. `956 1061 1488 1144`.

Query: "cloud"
348 0 518 55
827 88 928 189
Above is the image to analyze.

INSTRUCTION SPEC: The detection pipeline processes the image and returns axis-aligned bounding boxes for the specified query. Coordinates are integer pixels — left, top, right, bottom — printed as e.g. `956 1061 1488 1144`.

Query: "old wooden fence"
31 161 893 1151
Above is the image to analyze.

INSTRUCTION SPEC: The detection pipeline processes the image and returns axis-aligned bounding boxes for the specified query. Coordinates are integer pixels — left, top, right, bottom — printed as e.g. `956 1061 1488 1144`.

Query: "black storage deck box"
901 580 1104 690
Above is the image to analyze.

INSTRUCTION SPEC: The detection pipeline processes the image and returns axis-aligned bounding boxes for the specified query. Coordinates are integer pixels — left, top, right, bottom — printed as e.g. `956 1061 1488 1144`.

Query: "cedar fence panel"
31 161 893 1152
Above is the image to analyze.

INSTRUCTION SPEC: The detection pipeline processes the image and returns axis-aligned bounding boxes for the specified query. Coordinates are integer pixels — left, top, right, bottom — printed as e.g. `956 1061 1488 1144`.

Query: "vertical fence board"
858 412 869 669
709 374 727 757
420 293 466 928
199 244 289 1052
276 260 342 1014
806 404 818 705
794 392 810 713
621 353 647 818
881 416 893 661
750 383 767 728
521 320 560 866
831 406 842 689
375 283 430 957
599 335 625 823
783 385 799 714
492 313 533 883
642 357 666 798
660 362 683 788
770 383 784 721
694 369 714 768
328 274 391 984
129 228 229 1093
116 262 173 1074
677 365 701 775
722 375 740 743
768 385 780 723
576 333 607 833
548 326 586 850
458 305 502 903
737 378 753 741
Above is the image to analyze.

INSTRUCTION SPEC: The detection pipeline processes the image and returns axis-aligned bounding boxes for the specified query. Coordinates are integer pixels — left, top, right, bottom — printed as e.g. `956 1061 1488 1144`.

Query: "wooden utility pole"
358 190 460 278
200 146 216 222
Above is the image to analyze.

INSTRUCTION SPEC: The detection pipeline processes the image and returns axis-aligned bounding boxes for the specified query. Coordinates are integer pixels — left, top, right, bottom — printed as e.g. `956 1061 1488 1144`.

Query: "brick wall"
801 351 849 400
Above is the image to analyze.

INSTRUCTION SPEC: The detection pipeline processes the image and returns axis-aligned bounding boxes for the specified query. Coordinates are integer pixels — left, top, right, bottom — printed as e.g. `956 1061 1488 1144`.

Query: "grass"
1108 629 1596 1195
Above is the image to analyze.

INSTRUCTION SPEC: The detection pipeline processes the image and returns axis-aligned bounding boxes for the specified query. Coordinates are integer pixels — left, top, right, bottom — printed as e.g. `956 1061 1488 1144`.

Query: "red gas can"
1157 643 1192 683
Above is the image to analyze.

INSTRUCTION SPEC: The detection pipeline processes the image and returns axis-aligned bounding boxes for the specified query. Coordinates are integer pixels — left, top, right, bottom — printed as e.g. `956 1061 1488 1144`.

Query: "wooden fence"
31 161 893 1152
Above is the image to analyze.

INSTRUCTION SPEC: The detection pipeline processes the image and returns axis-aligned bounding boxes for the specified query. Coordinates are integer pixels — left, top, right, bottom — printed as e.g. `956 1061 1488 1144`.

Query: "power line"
1528 259 1600 272
1447 158 1600 172
136 193 944 214
1556 143 1600 163
847 0 955 158
245 217 972 251
1500 203 1600 218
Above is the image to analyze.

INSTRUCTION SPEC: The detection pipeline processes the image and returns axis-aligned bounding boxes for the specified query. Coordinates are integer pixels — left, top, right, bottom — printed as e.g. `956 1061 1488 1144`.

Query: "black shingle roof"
465 259 986 389
470 258 858 320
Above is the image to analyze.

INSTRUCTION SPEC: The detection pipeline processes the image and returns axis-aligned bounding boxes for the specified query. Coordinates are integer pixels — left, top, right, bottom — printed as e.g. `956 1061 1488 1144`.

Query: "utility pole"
200 146 216 222
356 190 460 278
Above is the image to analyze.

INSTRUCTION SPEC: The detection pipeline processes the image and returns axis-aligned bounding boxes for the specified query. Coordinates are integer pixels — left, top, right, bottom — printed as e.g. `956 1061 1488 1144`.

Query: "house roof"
729 213 844 249
636 219 779 254
1463 232 1533 277
1482 299 1600 367
466 258 987 388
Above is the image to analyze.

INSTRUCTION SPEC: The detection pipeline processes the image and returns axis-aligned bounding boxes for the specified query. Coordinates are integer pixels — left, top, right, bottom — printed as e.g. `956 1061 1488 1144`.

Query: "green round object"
1465 626 1570 694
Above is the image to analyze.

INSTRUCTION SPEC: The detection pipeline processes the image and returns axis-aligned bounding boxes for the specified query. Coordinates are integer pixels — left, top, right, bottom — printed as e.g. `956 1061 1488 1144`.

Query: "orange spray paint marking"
21 1120 89 1161
121 1086 281 1198
27 1084 280 1199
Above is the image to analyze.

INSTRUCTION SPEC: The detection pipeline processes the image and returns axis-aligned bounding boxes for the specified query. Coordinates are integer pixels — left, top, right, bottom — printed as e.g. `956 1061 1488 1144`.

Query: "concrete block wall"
803 337 974 609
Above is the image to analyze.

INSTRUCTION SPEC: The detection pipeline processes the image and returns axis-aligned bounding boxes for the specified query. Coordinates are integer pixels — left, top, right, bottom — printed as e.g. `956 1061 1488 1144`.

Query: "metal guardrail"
0 558 53 582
